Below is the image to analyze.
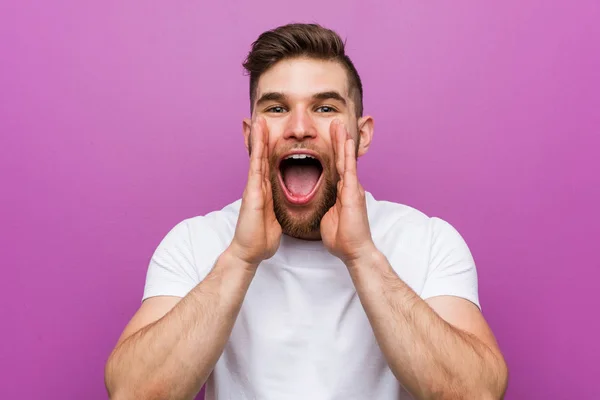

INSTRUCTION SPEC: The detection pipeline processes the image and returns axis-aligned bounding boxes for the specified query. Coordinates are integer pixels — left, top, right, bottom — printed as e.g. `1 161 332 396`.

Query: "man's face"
243 57 373 240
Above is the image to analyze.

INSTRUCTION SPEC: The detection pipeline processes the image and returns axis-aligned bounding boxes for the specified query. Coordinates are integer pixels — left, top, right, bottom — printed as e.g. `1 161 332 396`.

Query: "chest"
232 248 428 348
213 251 426 399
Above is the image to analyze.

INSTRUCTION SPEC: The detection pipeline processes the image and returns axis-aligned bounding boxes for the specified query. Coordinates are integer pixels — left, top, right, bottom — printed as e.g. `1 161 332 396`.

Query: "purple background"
1 1 598 399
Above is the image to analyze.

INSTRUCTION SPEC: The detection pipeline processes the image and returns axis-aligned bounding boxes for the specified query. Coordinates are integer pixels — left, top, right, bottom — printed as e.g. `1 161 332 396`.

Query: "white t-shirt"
143 191 480 400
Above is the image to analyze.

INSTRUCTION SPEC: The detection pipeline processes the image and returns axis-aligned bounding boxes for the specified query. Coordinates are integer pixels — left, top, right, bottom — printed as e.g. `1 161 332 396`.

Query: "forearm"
347 250 505 400
105 248 256 400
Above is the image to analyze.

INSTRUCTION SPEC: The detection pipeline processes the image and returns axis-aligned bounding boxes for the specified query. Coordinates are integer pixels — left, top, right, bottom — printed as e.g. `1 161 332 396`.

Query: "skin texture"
104 57 508 400
242 57 374 241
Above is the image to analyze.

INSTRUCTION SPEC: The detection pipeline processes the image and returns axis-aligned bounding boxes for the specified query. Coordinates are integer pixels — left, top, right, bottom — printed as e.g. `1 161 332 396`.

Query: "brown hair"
242 23 363 117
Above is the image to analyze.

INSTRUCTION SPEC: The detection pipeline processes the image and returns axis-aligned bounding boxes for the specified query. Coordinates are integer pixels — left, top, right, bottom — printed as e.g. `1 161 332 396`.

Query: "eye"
316 105 336 113
266 106 287 113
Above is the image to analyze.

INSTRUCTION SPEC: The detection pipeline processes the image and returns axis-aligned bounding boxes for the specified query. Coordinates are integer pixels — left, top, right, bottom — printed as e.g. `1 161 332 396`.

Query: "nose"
283 108 317 141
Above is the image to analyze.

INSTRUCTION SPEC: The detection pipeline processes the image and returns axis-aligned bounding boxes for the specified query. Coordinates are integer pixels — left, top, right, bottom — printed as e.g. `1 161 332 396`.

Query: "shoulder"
184 198 241 245
366 192 430 228
366 192 472 261
142 199 242 300
156 198 241 273
366 192 479 306
366 192 433 243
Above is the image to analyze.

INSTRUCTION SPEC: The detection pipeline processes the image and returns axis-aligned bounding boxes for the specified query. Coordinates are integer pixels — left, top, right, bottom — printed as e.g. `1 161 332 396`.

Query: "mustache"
270 145 332 168
247 138 338 177
249 139 325 160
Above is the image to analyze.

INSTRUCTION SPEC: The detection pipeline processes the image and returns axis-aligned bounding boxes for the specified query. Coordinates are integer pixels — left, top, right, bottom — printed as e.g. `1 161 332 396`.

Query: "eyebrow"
255 92 287 107
255 91 348 108
312 91 347 106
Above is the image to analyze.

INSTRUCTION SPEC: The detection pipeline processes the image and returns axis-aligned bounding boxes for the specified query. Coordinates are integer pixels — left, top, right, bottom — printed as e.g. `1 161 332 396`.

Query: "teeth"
286 154 315 160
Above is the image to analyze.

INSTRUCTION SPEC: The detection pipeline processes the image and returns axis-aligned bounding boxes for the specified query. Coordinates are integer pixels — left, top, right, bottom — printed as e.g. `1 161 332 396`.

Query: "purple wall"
1 1 598 399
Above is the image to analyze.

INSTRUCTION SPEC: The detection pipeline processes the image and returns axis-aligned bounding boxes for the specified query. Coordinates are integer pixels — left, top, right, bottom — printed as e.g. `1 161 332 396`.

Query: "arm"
320 120 507 399
105 117 281 400
104 248 257 400
346 250 508 400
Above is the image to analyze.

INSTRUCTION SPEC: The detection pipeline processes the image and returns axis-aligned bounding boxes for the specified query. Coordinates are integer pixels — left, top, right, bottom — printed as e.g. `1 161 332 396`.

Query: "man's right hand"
105 124 280 398
228 117 282 267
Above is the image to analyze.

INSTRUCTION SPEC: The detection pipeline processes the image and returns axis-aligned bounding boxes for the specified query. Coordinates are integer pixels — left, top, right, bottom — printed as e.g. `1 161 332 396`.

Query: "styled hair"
242 23 363 117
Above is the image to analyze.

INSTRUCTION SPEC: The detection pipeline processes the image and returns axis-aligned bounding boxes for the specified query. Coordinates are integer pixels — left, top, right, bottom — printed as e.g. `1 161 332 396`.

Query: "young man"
105 23 508 400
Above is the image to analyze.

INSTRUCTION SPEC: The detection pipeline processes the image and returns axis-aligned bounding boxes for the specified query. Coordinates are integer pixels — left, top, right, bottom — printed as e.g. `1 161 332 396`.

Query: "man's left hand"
320 119 377 267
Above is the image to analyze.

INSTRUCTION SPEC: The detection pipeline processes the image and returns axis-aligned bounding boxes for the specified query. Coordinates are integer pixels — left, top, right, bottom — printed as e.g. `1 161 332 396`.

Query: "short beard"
270 169 338 240
247 127 360 240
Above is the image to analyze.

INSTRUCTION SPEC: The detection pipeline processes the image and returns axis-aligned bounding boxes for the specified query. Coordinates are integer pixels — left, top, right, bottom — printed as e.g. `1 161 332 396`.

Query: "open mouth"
278 152 324 205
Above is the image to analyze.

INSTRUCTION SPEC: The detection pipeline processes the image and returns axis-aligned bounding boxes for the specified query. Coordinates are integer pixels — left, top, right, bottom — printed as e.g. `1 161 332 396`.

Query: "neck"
283 229 322 241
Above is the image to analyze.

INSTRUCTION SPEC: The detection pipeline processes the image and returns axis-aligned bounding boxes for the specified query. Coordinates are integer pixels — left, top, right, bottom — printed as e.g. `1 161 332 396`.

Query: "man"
104 23 508 400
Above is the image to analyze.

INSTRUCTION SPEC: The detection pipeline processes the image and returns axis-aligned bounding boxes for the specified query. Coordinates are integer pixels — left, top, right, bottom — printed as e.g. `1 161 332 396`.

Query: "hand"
320 120 377 266
229 117 282 267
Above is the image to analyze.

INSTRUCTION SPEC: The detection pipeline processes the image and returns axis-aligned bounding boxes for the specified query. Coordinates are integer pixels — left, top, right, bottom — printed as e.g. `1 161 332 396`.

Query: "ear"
242 118 252 154
356 115 374 157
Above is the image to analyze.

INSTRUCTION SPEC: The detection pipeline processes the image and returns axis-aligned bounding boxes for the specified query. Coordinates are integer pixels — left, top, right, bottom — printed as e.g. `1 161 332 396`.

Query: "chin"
267 147 338 239
271 175 337 240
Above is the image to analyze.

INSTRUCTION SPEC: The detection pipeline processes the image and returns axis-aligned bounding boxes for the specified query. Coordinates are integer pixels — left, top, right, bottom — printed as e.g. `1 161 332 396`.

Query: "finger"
333 120 346 178
259 117 271 185
330 119 339 175
258 116 270 156
262 153 269 186
262 148 270 194
344 137 358 189
248 118 264 187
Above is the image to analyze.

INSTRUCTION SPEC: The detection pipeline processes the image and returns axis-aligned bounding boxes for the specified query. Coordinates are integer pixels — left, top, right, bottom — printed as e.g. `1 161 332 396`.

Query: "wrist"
223 244 261 272
344 242 383 270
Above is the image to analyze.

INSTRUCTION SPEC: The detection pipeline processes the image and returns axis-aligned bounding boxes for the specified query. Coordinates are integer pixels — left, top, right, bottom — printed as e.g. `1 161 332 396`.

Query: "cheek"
265 120 285 146
315 120 334 144
315 117 332 132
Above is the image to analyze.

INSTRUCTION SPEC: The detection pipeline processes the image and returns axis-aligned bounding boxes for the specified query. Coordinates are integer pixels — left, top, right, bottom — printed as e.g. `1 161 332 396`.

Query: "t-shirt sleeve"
420 217 481 309
142 219 200 302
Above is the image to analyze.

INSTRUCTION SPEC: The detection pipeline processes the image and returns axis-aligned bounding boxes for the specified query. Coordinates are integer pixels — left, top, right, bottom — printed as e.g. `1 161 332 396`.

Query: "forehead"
256 57 350 100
